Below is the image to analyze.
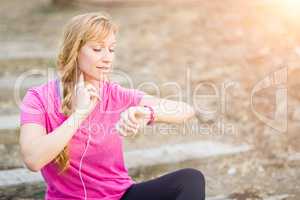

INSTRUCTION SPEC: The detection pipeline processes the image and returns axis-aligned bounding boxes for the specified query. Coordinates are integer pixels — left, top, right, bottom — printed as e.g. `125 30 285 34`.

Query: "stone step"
0 115 22 170
0 115 20 131
0 41 56 60
0 141 252 199
125 141 251 169
0 115 20 145
0 168 45 199
0 75 54 105
0 58 54 77
0 75 47 91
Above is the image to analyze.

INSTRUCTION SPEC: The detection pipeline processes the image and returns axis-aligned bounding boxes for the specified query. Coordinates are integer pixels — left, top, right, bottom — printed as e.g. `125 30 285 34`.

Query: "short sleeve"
19 88 46 128
115 84 146 108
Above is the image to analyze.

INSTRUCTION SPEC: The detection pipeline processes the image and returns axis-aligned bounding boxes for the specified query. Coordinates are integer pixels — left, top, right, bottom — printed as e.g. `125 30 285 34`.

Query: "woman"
19 12 205 200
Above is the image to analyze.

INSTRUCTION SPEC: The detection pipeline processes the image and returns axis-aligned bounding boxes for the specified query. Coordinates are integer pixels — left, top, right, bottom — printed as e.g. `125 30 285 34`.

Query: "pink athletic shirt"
19 78 145 200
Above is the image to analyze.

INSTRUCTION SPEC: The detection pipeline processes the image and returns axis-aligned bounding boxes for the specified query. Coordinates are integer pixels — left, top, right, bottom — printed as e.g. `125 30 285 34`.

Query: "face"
77 33 116 83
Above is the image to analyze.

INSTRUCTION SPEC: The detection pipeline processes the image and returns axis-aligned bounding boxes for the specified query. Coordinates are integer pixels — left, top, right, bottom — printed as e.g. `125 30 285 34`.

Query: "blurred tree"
52 0 73 6
51 0 154 7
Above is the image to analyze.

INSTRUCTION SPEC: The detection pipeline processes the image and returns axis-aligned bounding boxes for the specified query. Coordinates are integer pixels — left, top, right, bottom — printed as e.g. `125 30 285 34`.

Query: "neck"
83 73 107 91
56 71 108 103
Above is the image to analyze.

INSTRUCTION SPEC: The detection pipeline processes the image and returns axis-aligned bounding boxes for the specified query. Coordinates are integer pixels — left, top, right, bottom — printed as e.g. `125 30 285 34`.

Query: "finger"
131 128 138 137
128 108 139 124
115 123 123 135
121 112 138 129
88 90 100 101
119 121 138 135
120 121 137 134
85 84 98 92
86 87 101 100
116 123 127 136
120 117 138 130
86 84 102 100
88 94 98 108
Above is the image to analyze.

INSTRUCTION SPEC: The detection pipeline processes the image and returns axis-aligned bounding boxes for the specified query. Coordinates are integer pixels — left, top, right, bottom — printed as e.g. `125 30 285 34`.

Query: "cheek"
78 51 98 71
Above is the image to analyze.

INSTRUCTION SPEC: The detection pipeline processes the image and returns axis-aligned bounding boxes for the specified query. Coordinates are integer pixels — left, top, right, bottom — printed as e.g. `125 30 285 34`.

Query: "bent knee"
177 168 205 185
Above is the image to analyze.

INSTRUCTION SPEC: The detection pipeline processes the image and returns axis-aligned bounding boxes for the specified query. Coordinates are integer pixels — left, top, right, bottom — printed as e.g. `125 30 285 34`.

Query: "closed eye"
93 48 102 52
93 48 115 53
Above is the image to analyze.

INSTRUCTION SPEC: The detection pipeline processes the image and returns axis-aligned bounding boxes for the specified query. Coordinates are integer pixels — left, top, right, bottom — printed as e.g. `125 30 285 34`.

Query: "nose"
102 60 111 66
101 48 114 62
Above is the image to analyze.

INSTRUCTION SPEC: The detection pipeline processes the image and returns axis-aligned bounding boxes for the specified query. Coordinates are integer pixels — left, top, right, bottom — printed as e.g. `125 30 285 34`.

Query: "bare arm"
139 94 196 124
115 93 196 137
19 72 100 172
19 113 87 172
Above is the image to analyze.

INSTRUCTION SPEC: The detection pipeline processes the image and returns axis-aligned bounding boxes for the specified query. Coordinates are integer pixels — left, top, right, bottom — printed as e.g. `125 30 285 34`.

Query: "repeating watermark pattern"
250 67 288 132
15 65 288 136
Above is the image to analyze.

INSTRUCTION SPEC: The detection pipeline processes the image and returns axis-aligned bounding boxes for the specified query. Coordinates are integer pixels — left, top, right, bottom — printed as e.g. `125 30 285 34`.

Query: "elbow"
22 154 41 172
28 166 40 173
28 164 41 172
25 160 41 172
20 143 42 172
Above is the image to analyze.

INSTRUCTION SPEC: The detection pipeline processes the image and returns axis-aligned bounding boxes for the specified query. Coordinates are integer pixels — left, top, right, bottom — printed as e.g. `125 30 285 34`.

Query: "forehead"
87 33 116 46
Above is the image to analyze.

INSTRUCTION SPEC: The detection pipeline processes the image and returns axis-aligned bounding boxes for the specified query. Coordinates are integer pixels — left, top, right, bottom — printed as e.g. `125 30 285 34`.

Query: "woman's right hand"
73 72 101 116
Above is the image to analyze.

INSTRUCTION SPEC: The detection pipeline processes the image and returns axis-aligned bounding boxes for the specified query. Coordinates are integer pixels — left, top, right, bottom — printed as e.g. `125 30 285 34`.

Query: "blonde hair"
54 12 118 174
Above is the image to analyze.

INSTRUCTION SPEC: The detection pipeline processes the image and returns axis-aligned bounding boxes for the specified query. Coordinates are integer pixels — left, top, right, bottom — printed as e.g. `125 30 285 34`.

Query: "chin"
93 73 109 81
82 71 107 81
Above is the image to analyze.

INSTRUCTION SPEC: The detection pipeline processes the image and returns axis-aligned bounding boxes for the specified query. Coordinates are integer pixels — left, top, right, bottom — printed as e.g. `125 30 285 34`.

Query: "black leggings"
120 168 205 200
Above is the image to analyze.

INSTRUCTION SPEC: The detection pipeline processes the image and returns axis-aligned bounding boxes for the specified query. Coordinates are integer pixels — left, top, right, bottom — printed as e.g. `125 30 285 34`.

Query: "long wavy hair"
54 12 118 174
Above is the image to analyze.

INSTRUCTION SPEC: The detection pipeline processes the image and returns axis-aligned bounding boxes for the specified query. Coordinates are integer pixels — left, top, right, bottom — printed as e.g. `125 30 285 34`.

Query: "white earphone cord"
79 131 92 200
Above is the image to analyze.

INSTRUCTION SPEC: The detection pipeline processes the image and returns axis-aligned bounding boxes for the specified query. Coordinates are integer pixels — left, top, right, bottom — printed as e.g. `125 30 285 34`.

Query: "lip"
96 66 110 70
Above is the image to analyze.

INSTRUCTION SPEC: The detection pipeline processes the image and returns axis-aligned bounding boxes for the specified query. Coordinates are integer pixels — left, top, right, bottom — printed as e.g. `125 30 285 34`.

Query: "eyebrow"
92 41 116 46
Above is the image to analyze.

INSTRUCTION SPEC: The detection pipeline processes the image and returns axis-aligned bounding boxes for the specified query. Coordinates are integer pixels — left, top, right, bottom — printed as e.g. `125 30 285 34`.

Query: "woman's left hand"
115 106 151 137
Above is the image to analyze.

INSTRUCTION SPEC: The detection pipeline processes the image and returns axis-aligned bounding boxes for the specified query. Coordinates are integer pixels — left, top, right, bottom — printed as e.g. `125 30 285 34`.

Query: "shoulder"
108 81 144 96
106 81 127 96
107 81 126 90
21 78 57 109
106 81 145 107
19 79 57 129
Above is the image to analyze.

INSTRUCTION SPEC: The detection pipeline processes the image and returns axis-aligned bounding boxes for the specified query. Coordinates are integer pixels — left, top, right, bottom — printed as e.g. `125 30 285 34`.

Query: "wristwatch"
143 105 155 125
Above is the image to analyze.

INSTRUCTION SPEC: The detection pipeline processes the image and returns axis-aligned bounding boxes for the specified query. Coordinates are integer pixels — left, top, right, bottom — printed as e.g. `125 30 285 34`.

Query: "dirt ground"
134 152 300 199
1 0 300 199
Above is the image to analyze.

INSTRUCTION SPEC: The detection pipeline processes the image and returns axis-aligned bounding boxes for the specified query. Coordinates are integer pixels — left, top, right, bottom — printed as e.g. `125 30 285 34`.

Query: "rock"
227 167 237 176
